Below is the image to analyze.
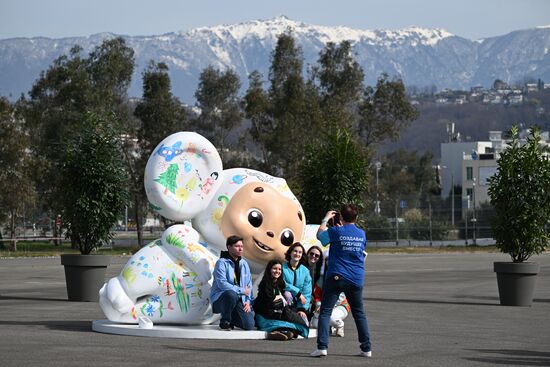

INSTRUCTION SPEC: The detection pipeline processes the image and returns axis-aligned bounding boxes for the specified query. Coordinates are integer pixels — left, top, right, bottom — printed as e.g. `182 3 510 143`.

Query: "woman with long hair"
282 242 312 325
254 259 309 340
306 246 350 337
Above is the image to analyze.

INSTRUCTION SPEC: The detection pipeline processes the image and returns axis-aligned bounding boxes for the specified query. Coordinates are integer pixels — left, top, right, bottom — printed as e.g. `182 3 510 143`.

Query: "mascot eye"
248 210 263 227
280 230 294 246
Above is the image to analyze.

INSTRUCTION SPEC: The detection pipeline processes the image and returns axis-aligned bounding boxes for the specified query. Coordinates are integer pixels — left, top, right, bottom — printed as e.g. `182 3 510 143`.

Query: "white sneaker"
359 350 372 358
310 349 328 357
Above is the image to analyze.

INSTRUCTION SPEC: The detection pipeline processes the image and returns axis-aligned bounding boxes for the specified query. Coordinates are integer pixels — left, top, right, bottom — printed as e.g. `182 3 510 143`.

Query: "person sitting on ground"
306 245 350 337
254 259 309 340
282 242 312 326
210 235 255 331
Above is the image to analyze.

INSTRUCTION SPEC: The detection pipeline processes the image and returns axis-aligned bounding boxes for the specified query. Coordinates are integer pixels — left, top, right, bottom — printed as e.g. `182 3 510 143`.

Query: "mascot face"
220 182 305 265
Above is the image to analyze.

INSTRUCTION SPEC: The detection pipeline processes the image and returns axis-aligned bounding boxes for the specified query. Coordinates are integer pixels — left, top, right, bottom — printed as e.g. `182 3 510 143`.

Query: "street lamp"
465 195 469 245
450 172 455 227
374 161 381 216
472 178 477 245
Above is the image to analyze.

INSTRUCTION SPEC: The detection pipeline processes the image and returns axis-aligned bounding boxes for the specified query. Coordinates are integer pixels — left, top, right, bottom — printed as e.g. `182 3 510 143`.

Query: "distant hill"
1 16 550 102
380 89 550 158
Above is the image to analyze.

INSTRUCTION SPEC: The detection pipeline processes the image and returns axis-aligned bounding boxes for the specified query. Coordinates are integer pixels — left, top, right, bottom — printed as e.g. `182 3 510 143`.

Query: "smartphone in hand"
329 211 342 226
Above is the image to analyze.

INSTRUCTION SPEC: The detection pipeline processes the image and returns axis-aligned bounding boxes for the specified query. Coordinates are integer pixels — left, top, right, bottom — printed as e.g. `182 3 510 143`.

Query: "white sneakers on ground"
310 349 328 357
310 349 372 358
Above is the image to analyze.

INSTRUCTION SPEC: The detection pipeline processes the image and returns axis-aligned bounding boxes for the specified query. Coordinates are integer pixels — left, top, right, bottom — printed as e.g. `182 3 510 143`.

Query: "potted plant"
488 126 550 306
60 113 129 301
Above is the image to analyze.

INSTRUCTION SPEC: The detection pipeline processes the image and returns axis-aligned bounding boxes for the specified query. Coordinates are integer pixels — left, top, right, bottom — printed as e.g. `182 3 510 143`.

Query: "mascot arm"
161 225 217 284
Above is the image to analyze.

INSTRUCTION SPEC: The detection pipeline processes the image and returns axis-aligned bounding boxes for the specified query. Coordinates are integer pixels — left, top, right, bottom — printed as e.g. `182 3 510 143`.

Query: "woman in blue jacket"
282 242 312 324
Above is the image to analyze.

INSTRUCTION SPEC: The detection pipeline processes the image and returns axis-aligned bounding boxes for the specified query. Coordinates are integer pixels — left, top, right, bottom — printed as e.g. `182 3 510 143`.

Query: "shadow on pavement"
366 297 498 306
0 295 67 302
164 345 312 358
465 349 550 366
0 320 91 332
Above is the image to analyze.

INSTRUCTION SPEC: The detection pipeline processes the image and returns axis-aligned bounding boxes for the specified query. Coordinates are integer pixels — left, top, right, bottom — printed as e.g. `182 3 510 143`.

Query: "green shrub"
61 113 129 254
297 128 368 222
363 215 393 241
488 126 550 262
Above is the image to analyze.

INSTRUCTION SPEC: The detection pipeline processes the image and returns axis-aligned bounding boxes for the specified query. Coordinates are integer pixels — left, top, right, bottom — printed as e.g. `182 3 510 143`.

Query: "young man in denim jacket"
210 235 255 330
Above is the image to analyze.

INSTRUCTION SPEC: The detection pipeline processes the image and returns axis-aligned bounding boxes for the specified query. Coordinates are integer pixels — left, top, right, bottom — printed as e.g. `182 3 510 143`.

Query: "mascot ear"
144 132 223 221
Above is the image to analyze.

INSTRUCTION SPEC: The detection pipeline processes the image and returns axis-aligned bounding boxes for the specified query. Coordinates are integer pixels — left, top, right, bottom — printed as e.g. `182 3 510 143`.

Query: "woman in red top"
306 245 350 337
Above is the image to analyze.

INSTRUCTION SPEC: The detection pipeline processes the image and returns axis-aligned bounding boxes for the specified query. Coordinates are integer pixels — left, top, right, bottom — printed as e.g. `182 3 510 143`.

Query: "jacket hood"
220 250 241 262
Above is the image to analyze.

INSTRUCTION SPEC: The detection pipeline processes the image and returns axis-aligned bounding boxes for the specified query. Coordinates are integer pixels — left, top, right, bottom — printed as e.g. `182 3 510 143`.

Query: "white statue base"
92 320 316 340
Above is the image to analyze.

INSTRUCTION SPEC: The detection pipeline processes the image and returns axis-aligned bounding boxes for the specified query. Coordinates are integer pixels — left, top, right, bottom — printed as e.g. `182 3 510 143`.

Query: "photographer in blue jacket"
310 204 372 358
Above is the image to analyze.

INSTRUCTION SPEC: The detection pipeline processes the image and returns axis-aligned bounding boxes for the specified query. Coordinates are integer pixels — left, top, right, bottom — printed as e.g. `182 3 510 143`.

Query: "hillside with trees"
1 31 418 248
381 88 550 158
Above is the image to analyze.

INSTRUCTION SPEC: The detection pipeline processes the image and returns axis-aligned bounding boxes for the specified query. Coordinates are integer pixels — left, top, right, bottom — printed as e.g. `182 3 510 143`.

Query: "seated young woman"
281 242 312 326
306 245 350 337
254 259 309 341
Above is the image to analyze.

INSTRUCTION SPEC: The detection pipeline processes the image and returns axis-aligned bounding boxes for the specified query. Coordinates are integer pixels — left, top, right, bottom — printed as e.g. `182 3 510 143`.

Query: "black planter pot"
494 262 539 306
61 254 110 302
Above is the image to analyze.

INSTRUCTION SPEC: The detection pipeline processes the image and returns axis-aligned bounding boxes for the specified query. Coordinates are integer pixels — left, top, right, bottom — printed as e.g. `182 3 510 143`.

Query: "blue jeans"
212 290 255 330
317 275 371 352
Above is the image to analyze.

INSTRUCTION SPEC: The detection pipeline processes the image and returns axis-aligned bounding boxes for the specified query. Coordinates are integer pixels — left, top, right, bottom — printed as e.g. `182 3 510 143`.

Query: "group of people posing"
209 204 372 358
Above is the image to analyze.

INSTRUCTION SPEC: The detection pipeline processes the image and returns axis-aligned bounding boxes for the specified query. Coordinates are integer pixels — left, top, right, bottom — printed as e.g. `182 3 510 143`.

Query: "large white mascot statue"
99 132 307 324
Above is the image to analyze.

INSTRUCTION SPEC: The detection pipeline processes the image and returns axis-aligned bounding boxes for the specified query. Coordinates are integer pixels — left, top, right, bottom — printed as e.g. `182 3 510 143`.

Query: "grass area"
367 245 500 254
0 241 135 257
0 240 504 258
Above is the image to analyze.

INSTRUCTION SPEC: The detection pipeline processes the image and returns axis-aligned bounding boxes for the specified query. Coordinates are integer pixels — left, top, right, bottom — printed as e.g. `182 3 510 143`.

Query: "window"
466 166 473 180
466 188 473 198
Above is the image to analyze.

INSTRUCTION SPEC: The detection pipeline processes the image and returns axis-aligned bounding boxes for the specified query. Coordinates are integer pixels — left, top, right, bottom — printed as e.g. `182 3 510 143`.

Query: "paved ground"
1 252 549 367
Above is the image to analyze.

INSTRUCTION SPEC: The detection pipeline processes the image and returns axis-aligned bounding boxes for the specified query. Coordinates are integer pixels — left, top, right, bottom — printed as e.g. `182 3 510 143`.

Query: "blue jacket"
319 224 367 287
210 253 254 305
282 262 312 312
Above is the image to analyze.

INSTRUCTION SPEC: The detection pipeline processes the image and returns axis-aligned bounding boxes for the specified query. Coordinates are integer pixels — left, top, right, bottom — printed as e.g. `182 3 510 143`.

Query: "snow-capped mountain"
1 16 550 102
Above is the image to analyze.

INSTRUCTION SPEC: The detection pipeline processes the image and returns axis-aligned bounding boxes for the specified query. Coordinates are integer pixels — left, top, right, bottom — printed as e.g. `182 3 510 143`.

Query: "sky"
1 0 550 40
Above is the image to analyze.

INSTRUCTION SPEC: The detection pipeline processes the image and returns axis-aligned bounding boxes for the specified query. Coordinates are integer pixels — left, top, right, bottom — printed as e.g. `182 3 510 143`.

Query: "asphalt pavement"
1 252 549 367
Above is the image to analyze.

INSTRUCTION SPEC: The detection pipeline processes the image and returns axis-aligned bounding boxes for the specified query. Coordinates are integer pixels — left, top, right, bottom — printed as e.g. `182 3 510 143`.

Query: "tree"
133 61 189 245
243 31 320 178
243 70 273 170
0 98 36 249
312 40 364 128
297 128 369 222
86 37 135 111
488 126 550 262
267 31 321 177
378 150 417 215
356 73 418 150
60 113 129 254
414 151 440 201
135 62 188 154
269 31 304 105
22 38 135 241
194 66 243 162
401 208 449 241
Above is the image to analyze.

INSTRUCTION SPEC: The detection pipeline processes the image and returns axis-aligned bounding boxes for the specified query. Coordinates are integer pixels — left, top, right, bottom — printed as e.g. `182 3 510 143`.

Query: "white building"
441 129 550 218
440 140 492 199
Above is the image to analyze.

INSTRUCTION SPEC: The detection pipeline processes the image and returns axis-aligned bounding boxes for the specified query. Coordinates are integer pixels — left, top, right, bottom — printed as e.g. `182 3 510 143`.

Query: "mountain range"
1 16 550 103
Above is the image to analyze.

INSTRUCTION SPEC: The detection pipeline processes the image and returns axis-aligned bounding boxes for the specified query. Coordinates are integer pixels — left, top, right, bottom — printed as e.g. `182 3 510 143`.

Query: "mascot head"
145 132 306 271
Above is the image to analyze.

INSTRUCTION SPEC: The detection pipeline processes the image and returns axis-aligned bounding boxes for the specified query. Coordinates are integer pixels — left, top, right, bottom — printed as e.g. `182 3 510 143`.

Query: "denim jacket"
210 253 253 305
